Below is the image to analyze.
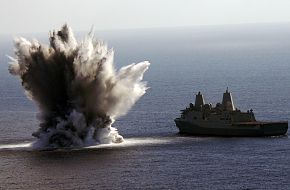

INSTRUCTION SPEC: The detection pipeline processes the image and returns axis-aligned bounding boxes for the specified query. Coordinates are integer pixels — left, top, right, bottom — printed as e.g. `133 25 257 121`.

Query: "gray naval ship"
175 89 288 136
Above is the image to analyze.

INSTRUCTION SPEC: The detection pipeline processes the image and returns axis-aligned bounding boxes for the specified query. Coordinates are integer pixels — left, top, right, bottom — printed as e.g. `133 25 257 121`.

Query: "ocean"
0 23 290 189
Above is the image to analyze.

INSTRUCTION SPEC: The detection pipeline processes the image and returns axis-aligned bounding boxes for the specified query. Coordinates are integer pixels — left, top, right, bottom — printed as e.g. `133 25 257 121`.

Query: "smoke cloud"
8 24 150 148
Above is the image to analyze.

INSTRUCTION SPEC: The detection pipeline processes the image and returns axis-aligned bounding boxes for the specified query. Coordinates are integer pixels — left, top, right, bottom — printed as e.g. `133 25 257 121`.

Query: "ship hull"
174 119 288 137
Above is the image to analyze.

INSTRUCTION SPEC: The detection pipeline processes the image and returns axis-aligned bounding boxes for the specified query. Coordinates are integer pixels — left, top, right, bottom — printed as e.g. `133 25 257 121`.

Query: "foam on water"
0 137 173 151
0 142 33 150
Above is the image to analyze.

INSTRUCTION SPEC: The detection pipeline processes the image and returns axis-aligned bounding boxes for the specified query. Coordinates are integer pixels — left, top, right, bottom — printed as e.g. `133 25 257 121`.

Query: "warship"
175 89 288 136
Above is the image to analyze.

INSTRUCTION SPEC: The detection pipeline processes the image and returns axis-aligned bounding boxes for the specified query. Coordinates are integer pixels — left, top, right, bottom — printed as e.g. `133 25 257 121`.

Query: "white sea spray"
8 24 150 148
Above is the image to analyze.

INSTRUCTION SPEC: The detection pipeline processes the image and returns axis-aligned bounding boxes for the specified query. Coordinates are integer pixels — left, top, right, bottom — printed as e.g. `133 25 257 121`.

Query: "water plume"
8 24 150 148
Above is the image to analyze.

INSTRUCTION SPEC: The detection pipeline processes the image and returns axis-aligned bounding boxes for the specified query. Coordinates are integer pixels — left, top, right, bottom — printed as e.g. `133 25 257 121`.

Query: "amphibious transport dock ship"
175 89 288 136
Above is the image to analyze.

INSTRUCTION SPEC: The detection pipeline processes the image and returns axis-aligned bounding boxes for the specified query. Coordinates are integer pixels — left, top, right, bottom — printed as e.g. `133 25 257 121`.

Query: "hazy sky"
0 0 290 34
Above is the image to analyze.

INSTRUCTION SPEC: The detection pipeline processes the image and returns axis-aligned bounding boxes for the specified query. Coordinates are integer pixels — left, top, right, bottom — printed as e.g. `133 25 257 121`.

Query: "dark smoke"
8 24 150 148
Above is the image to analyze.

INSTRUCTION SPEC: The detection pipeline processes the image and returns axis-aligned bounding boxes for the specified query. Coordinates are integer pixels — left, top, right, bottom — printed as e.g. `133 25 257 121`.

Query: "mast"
195 91 205 107
222 88 235 111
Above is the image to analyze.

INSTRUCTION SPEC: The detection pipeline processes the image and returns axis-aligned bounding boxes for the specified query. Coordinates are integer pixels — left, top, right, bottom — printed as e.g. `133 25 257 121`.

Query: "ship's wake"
8 24 150 149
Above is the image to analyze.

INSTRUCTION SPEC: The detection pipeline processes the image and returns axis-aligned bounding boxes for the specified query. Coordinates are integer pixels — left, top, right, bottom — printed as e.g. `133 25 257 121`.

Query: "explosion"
8 24 150 148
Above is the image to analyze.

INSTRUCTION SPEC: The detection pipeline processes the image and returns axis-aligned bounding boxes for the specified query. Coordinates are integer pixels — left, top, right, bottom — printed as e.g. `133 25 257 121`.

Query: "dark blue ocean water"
0 24 290 189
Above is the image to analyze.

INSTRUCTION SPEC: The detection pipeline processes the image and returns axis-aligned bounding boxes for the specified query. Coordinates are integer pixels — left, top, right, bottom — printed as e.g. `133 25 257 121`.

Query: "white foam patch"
0 137 173 151
85 137 172 149
0 142 33 150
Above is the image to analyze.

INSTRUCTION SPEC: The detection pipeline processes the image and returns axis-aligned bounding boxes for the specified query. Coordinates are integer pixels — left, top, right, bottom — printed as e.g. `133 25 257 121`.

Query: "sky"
0 0 290 34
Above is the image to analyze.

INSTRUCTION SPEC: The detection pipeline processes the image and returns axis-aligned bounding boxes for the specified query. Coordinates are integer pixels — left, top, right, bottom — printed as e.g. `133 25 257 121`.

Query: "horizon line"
1 21 290 37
